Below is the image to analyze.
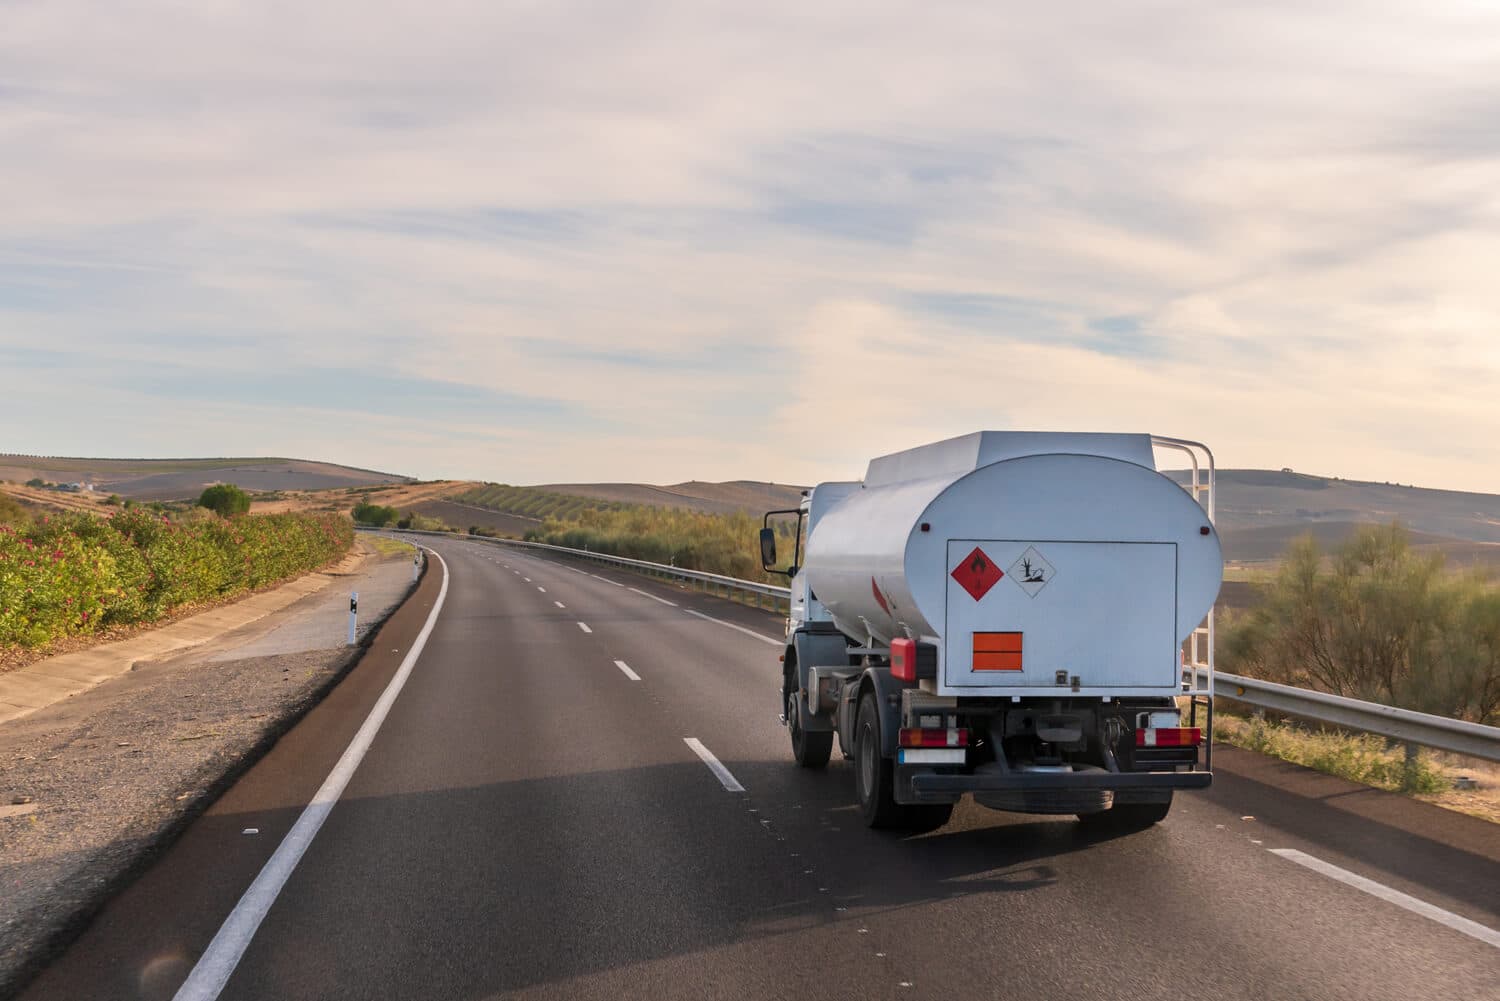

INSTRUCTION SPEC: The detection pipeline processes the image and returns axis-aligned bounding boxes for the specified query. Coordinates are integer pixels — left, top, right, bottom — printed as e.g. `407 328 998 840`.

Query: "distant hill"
535 470 1500 568
531 480 807 517
0 455 410 501
1170 469 1500 563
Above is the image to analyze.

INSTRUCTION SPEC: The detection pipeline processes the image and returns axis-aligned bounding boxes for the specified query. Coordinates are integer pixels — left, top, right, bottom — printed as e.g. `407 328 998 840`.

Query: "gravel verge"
0 560 422 996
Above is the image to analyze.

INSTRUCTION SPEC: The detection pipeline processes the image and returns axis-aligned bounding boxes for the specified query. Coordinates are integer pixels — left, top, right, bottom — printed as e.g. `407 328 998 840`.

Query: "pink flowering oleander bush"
0 509 352 648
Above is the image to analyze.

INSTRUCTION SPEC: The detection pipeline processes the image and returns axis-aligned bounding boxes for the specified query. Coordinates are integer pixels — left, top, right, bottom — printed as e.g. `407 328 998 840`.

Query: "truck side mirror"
759 527 777 569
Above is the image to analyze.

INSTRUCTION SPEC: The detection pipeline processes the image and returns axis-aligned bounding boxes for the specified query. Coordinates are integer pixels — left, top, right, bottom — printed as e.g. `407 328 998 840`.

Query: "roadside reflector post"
412 547 421 582
348 592 358 646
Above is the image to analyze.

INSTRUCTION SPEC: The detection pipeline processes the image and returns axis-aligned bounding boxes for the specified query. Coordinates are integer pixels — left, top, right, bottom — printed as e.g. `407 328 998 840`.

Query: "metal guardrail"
1197 669 1500 764
373 528 792 608
369 528 1500 763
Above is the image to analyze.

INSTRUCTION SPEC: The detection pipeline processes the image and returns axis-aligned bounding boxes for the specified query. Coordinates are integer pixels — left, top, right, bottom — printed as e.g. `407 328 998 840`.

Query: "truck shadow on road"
16 758 1203 1001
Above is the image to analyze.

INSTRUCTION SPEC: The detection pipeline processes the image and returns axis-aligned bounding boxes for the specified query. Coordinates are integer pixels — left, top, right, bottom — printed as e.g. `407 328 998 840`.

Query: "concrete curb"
0 546 369 726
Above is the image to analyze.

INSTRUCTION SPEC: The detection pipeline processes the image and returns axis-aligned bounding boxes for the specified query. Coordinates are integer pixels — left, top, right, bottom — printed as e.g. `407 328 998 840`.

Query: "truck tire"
788 690 833 768
855 692 953 832
1077 795 1172 832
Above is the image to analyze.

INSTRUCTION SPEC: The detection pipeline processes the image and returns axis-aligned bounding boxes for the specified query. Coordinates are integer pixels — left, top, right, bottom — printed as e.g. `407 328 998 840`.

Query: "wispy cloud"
1 1 1497 490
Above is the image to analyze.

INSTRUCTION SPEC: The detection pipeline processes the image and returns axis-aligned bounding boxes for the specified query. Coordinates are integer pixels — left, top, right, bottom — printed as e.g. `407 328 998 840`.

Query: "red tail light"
1136 727 1202 747
899 727 969 748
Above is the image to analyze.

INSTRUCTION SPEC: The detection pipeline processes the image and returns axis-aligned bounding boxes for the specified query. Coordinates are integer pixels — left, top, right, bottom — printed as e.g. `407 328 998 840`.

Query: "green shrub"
352 501 399 527
1222 523 1500 725
0 509 352 648
197 483 251 517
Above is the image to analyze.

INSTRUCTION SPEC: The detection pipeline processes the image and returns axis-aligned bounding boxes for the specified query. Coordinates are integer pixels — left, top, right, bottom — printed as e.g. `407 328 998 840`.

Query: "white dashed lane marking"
683 738 744 792
684 609 781 646
554 601 566 609
628 586 678 607
577 622 593 634
614 660 642 682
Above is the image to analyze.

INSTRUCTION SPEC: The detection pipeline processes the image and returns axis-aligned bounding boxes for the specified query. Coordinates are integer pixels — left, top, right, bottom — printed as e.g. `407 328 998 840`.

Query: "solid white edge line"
577 622 592 634
590 574 624 587
683 608 781 646
554 601 566 609
628 586 678 607
683 737 744 792
173 549 451 1001
1268 849 1500 950
614 659 642 681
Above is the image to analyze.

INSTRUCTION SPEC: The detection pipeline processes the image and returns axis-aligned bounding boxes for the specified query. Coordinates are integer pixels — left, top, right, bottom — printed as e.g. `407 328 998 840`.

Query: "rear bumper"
904 768 1211 804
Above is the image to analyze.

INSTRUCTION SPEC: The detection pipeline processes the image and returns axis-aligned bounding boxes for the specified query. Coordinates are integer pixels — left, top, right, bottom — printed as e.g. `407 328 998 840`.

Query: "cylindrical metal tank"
804 452 1222 652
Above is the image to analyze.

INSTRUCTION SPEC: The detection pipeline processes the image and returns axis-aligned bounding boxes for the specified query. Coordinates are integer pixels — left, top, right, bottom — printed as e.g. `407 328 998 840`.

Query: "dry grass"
250 480 476 514
365 535 417 557
0 483 113 516
1206 710 1500 824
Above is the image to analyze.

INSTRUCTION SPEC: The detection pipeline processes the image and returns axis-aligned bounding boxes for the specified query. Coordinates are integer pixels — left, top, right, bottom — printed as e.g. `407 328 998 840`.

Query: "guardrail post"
1401 742 1421 792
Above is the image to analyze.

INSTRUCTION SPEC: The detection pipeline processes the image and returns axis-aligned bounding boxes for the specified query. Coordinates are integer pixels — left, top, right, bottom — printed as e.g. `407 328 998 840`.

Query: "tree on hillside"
197 483 251 517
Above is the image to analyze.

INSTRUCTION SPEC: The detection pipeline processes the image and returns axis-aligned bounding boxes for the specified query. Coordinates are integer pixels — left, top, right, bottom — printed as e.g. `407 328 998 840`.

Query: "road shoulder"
0 543 428 997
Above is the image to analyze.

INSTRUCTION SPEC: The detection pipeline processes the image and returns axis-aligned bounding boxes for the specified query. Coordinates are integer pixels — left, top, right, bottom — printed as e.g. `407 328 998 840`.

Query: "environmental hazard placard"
1006 546 1055 598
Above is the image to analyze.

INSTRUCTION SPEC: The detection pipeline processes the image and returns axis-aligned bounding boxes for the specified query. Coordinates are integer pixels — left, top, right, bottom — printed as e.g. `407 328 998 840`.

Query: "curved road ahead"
19 537 1500 1000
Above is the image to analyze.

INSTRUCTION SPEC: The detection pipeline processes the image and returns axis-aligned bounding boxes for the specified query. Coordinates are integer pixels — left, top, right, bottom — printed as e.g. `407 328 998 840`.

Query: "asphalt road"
17 538 1500 1000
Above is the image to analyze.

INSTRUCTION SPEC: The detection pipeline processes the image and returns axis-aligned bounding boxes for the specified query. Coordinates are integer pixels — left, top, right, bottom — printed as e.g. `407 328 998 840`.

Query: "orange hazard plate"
972 631 1023 671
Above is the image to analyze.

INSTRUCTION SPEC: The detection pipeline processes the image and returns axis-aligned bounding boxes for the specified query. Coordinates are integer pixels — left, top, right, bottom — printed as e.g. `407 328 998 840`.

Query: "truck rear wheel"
1077 795 1172 831
788 690 833 768
855 692 953 832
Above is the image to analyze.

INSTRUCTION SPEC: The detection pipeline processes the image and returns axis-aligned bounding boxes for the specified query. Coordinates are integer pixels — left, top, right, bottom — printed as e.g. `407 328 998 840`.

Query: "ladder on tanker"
1152 436 1216 768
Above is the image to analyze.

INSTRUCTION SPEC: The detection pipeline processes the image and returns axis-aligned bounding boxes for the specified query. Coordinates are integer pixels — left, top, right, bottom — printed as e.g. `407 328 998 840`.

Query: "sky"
2 1 1498 491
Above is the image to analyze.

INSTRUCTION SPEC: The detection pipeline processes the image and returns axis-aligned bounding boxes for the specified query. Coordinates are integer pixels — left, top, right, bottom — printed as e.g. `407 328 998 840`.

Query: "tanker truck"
759 431 1220 831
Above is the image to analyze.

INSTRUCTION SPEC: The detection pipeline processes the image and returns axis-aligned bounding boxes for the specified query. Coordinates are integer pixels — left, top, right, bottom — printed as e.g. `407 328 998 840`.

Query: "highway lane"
18 536 1500 1000
494 543 1500 998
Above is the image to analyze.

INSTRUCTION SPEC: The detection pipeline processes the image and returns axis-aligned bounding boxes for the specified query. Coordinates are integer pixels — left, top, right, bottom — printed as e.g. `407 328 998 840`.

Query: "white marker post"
412 547 421 582
347 592 358 646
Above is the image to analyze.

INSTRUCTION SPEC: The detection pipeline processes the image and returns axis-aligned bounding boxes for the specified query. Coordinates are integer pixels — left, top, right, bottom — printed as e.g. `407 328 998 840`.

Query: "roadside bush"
0 493 30 527
197 484 251 517
525 505 780 585
402 512 453 532
0 509 352 649
352 501 399 527
1221 523 1500 725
